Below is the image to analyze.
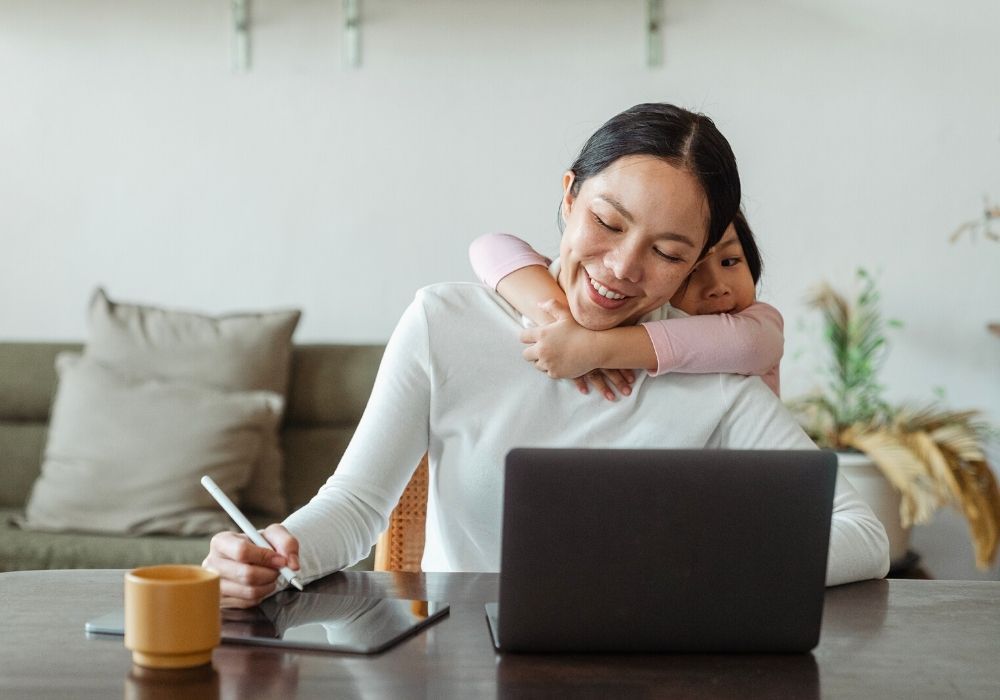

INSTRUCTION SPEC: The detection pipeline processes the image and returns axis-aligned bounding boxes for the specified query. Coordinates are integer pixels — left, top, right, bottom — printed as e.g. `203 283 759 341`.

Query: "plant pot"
836 451 911 568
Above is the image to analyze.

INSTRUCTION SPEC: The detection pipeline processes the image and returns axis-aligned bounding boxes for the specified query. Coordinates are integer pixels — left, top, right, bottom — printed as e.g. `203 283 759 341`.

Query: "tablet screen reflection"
221 590 447 654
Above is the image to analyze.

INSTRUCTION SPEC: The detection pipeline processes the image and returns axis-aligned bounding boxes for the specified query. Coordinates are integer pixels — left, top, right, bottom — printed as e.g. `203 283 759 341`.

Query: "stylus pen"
200 475 304 591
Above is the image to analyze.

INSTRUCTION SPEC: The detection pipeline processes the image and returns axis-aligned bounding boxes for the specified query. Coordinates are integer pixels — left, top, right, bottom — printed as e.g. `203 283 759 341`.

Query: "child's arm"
641 301 784 379
471 233 657 369
470 233 645 399
469 233 556 326
521 309 657 377
470 233 784 396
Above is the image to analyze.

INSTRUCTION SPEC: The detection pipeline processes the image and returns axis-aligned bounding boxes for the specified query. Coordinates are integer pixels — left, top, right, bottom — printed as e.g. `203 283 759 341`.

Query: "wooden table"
1 570 997 699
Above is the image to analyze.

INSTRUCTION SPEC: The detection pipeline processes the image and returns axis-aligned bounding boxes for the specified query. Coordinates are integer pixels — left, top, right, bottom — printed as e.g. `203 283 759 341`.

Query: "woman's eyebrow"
596 195 635 222
595 195 697 248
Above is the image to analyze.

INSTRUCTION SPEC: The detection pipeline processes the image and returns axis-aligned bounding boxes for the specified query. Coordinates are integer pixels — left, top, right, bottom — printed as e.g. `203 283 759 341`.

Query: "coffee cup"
124 565 221 669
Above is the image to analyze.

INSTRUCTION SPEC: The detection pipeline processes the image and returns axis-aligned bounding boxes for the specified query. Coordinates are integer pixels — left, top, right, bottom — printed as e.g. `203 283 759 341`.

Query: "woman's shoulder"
416 281 502 306
414 282 522 324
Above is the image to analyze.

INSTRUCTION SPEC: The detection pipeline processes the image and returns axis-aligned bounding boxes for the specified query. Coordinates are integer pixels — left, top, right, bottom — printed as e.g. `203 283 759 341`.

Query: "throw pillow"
18 354 283 536
85 288 300 517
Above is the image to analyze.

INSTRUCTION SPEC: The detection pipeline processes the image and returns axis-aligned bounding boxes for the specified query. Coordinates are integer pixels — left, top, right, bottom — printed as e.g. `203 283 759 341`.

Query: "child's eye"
721 257 743 267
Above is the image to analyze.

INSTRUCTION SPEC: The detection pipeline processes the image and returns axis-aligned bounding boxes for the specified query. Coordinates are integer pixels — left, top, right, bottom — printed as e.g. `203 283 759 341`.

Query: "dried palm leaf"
928 423 986 463
949 459 1000 569
905 430 961 504
842 426 940 526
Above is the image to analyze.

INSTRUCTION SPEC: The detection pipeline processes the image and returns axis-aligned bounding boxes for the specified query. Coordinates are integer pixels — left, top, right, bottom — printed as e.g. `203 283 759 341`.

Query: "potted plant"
789 269 1000 570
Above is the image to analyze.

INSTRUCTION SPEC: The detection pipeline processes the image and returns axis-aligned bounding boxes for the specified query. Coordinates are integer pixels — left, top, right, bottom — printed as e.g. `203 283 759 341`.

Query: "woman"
206 104 890 608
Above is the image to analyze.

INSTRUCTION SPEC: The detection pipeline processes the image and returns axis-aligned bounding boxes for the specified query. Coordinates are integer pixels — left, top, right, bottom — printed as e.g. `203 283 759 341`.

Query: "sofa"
0 341 385 572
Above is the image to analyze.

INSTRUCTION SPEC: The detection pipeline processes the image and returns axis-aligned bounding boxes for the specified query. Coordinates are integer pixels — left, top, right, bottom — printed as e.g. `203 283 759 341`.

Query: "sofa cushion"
18 354 282 536
0 343 81 421
85 288 300 517
0 508 213 571
0 508 376 572
0 423 47 509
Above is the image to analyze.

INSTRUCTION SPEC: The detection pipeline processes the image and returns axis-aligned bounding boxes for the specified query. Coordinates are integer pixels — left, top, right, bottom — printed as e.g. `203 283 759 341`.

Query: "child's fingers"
519 328 539 344
588 372 617 402
538 298 571 321
522 347 552 376
603 370 633 397
573 377 589 394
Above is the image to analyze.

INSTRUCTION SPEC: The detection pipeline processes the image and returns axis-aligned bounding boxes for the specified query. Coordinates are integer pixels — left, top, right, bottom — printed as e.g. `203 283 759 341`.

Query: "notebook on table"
485 448 837 653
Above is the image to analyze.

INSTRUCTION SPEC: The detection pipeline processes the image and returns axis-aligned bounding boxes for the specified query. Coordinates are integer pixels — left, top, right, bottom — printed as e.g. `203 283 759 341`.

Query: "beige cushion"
18 354 283 536
85 288 300 516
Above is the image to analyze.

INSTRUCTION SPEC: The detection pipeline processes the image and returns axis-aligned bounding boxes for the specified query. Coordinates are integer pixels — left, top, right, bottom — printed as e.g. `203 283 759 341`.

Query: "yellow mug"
124 565 221 669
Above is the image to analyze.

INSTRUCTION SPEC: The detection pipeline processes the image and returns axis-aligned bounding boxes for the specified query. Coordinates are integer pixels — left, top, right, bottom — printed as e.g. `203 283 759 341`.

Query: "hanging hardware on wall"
647 0 664 68
344 0 361 68
232 0 250 72
224 1 654 72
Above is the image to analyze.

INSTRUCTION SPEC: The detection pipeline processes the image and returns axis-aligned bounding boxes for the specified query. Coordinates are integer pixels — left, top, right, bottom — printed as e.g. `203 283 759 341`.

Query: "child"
468 211 783 399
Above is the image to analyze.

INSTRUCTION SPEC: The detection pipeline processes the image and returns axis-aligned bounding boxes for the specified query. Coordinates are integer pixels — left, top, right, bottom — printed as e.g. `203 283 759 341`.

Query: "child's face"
669 224 756 315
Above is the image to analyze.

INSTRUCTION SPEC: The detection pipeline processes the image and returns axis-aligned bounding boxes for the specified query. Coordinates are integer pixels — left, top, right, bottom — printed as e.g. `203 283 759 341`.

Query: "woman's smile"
585 271 632 307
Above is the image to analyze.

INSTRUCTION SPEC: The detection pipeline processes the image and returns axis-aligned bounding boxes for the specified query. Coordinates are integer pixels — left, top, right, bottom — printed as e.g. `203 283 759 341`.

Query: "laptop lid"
493 448 836 653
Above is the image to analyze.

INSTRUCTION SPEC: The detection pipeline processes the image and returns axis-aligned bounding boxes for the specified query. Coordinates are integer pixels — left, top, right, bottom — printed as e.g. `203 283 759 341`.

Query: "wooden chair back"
373 454 429 572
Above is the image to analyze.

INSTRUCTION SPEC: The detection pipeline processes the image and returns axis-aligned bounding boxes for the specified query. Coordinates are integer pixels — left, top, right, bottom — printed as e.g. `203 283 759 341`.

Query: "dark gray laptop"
485 448 837 653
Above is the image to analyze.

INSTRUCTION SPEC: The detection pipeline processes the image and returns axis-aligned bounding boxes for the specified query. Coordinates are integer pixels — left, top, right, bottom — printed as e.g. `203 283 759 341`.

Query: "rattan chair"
373 454 429 572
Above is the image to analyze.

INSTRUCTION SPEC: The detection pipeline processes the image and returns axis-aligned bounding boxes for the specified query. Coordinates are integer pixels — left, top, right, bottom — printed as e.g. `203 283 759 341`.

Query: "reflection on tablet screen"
87 593 448 656
225 591 448 654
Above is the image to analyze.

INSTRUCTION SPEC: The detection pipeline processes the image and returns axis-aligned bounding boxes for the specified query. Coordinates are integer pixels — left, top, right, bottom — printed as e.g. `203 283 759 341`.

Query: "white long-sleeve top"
284 283 889 587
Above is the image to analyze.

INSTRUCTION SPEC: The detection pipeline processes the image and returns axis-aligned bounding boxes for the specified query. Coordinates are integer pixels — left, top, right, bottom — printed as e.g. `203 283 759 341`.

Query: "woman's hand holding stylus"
203 524 300 608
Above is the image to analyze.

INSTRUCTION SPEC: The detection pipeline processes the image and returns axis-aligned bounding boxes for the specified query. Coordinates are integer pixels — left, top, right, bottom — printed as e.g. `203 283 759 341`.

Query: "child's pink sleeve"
641 302 784 395
469 233 551 290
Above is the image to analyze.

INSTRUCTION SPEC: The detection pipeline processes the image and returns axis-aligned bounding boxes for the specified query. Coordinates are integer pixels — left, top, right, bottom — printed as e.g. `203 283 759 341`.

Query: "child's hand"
519 299 636 401
520 299 602 379
573 369 636 402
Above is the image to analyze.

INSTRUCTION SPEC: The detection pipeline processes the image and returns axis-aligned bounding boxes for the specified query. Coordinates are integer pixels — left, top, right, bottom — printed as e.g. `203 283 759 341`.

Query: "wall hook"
344 0 361 68
647 0 664 68
232 0 250 72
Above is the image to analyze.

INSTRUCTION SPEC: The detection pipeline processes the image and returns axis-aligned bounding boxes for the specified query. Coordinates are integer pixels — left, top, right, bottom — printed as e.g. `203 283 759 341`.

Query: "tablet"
85 590 449 655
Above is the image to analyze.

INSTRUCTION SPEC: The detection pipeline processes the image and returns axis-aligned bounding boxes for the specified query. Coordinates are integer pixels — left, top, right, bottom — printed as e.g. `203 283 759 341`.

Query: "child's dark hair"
732 209 763 284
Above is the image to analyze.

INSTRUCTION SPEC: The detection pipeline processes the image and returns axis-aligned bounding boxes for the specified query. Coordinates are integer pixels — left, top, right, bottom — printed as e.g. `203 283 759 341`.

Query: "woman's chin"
568 296 634 331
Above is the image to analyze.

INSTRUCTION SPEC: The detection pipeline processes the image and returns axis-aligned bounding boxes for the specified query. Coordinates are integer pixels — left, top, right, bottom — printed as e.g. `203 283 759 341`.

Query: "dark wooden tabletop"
1 569 997 699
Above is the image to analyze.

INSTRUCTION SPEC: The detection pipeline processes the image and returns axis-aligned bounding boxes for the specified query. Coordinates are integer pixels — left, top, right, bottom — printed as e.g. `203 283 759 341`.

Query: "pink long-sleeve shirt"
468 233 783 395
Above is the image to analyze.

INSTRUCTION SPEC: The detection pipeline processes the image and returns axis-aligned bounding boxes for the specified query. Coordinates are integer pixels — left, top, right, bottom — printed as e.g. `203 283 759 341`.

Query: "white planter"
836 451 911 569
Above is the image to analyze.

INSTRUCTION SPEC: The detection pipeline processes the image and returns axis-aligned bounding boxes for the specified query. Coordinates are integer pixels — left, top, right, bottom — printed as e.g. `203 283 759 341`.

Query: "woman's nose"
605 241 643 283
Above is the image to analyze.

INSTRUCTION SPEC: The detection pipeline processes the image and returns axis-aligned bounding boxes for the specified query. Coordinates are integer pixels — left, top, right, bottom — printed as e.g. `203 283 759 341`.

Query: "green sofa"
0 342 385 572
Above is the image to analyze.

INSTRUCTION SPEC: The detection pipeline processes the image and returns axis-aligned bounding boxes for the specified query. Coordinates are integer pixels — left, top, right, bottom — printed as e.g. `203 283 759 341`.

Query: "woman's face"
557 155 709 330
670 224 756 315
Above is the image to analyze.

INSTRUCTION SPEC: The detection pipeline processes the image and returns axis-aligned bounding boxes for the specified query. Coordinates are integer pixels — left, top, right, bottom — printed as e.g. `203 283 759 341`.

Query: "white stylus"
200 475 304 591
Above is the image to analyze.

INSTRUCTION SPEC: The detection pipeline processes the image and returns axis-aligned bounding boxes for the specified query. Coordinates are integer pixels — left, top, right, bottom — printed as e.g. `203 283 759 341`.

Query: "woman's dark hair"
732 209 763 284
564 103 741 258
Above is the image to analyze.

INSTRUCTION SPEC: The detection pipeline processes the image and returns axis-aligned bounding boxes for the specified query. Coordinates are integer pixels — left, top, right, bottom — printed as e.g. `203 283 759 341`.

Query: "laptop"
485 448 837 653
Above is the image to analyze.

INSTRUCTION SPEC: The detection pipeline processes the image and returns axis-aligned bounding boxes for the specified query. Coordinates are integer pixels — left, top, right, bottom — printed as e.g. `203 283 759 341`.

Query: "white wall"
2 1 998 577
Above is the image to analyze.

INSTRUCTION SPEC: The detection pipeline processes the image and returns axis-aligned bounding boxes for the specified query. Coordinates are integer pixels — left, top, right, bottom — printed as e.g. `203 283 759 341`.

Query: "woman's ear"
561 171 577 220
